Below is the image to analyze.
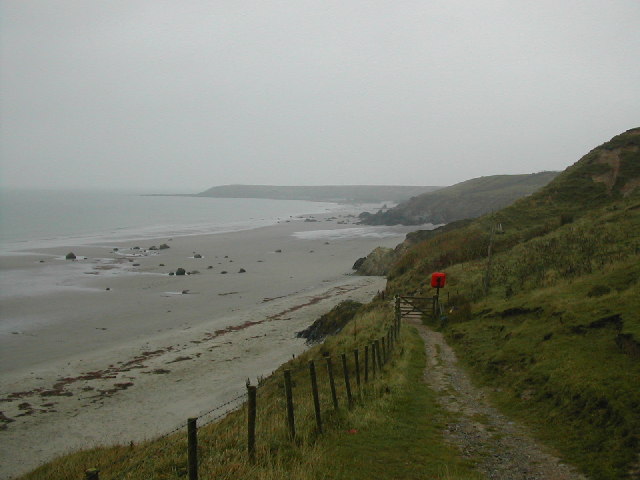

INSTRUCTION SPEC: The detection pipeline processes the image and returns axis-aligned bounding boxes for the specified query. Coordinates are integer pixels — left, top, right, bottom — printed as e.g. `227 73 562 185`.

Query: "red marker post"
431 272 446 317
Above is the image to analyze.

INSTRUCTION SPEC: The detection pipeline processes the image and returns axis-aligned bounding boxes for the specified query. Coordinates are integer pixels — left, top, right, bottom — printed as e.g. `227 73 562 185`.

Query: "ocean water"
0 189 338 253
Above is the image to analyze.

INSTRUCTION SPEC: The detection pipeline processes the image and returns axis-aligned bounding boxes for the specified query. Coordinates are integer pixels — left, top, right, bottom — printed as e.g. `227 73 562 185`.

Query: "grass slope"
18 302 481 480
359 172 558 225
314 329 483 480
385 127 640 479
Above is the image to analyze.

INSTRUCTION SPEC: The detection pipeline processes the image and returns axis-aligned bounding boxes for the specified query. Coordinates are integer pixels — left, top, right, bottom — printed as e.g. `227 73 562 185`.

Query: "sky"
1 1 639 193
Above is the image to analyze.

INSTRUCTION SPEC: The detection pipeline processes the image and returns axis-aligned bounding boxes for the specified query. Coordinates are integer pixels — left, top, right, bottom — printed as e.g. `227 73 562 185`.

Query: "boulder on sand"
175 268 186 276
65 252 76 260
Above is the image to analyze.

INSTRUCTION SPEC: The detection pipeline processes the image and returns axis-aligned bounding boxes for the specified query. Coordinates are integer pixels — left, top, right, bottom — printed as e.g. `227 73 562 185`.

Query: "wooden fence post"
387 329 391 355
309 361 322 434
325 354 339 410
187 418 198 480
375 340 383 371
364 344 369 383
284 370 296 440
395 296 401 334
85 469 99 480
371 342 377 378
384 335 389 362
341 353 353 408
354 349 361 387
247 385 257 462
432 295 437 318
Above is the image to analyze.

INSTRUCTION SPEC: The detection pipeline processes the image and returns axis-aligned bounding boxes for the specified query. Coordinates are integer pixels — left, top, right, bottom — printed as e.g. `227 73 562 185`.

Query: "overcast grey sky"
1 1 639 192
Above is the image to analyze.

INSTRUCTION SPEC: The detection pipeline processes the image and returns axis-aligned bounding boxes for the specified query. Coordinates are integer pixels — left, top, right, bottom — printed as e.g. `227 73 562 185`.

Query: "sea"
0 188 342 254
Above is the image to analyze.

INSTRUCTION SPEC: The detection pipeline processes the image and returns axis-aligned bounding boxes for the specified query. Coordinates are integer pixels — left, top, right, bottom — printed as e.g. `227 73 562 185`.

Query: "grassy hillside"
359 172 558 225
18 302 481 480
384 127 640 479
197 185 441 204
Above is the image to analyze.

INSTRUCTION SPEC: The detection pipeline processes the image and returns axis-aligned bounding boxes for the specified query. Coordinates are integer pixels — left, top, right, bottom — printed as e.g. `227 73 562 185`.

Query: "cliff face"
359 172 559 225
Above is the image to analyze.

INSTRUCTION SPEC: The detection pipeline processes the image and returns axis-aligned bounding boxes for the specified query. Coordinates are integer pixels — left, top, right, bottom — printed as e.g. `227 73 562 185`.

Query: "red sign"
431 272 446 288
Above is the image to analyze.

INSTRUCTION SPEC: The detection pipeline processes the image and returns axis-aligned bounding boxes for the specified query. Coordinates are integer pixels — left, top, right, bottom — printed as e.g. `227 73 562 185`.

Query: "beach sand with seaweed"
0 212 419 478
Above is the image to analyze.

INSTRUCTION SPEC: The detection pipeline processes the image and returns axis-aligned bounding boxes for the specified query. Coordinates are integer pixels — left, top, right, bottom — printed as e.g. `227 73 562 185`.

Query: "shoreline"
0 203 345 256
0 210 425 478
0 191 393 256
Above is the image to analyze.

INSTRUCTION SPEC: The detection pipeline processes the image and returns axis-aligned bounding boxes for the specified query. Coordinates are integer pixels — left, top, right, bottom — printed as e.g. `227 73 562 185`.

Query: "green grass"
437 259 640 480
18 304 483 480
313 329 483 480
383 129 640 479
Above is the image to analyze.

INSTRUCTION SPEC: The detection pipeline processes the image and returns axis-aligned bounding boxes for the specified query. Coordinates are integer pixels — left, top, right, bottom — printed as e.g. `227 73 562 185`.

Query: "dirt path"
410 319 588 480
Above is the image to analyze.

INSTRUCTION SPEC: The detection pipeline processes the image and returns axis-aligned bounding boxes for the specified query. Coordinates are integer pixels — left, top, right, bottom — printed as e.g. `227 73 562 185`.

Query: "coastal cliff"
359 172 558 225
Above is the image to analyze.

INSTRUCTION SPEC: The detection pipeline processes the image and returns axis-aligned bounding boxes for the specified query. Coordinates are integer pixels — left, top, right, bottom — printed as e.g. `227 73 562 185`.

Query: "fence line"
84 305 408 480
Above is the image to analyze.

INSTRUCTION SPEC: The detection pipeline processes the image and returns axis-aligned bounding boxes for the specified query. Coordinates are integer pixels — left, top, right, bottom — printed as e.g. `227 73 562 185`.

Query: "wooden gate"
396 295 440 320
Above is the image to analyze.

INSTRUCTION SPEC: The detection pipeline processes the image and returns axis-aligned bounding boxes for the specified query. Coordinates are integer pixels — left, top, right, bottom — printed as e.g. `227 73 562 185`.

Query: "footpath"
411 319 588 480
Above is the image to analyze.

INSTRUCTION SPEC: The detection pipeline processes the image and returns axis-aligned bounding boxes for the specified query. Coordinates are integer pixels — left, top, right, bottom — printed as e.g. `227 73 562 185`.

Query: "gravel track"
411 319 588 480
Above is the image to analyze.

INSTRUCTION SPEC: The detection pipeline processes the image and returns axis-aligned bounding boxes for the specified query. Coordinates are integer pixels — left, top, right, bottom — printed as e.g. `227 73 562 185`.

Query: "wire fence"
79 298 413 480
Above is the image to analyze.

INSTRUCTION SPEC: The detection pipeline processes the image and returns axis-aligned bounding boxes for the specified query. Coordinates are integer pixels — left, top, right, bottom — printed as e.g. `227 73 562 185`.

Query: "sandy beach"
0 211 420 478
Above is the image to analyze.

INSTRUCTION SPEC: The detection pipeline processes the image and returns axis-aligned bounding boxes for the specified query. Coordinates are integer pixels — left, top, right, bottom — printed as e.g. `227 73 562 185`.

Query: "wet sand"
0 212 419 478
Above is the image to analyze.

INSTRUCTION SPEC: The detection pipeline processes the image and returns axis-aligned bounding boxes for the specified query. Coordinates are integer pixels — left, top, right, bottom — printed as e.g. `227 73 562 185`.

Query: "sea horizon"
0 188 346 254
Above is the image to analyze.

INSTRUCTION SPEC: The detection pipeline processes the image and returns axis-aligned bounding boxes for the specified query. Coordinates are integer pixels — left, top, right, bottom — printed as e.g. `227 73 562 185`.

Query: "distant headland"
195 184 442 204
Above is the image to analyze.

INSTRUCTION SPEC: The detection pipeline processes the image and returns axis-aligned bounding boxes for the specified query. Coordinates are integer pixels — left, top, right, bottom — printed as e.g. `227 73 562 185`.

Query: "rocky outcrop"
352 247 396 276
352 257 366 270
296 300 362 344
353 221 471 277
